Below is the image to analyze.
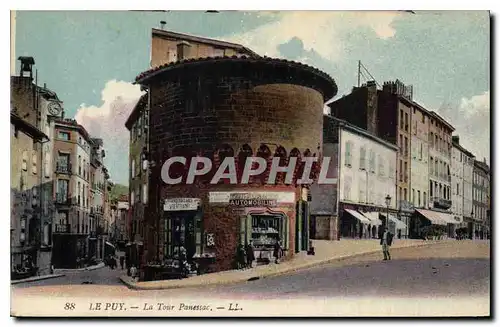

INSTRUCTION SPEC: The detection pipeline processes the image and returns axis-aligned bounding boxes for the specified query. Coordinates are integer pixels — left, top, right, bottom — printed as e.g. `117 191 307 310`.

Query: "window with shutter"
344 141 352 167
22 151 28 171
359 147 366 170
369 150 376 172
32 152 37 174
44 152 50 177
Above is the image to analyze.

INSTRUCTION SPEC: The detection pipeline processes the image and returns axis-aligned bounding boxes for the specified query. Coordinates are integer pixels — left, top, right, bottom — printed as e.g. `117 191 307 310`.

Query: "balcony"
55 224 71 233
55 194 72 208
432 197 452 210
56 163 72 175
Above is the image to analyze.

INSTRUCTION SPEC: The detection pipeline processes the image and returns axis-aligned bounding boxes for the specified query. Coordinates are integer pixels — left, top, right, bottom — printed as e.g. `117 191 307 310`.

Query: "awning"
388 214 407 230
105 241 116 248
345 209 371 224
361 212 382 226
416 209 457 225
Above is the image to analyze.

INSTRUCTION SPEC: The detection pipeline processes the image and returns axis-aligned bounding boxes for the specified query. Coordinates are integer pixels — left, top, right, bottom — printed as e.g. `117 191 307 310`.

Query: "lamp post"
385 195 392 231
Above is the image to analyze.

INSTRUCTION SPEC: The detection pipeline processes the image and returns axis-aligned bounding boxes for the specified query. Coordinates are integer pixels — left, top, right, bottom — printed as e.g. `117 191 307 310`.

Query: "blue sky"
14 11 490 185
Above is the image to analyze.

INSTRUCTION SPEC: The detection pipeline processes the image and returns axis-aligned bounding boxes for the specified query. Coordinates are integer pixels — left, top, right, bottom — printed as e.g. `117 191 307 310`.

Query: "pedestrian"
236 243 246 269
245 241 255 269
274 240 282 264
130 265 138 281
120 256 125 270
380 227 394 261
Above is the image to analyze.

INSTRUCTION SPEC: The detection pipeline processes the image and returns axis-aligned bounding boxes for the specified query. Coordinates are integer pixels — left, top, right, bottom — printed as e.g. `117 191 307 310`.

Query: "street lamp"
385 195 392 230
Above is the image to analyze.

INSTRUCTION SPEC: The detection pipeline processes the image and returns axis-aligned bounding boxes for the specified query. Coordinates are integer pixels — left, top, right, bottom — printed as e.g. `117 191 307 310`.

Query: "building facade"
451 135 475 233
10 110 49 279
10 56 61 277
131 39 336 278
329 80 414 235
125 94 148 245
473 159 490 239
89 138 108 260
110 195 130 244
311 116 398 239
150 27 259 68
410 103 430 214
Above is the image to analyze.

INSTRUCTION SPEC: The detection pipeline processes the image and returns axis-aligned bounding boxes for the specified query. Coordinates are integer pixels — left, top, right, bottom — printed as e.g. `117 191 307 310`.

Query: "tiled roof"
134 55 338 99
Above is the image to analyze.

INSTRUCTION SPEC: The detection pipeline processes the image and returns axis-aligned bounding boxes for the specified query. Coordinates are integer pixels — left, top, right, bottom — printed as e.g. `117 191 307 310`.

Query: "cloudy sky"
14 11 490 185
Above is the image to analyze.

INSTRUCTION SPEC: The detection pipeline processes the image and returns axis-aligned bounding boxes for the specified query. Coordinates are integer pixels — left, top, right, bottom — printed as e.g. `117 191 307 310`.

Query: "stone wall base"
314 215 339 240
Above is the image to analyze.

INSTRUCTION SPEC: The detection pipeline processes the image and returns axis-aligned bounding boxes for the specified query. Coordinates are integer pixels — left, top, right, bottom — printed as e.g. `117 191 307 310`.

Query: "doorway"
165 211 197 261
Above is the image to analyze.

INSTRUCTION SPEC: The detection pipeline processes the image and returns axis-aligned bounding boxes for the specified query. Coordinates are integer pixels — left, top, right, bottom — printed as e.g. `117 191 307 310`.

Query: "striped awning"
388 214 407 230
345 209 371 224
416 209 457 225
361 212 382 226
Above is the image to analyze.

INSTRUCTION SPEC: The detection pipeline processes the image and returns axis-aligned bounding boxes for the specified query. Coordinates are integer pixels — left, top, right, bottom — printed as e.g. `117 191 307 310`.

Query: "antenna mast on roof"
357 60 381 88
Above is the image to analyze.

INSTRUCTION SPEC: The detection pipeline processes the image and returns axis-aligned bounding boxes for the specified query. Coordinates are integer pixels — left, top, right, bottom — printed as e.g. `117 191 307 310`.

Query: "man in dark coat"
245 241 255 268
380 227 394 261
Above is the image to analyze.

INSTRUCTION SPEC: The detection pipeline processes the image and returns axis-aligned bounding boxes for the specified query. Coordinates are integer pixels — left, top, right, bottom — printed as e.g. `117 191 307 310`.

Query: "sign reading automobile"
228 193 278 207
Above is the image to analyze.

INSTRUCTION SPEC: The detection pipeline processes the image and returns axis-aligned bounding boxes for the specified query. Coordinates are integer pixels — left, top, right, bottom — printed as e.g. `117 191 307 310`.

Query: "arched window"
256 144 272 184
237 144 253 182
289 148 302 185
274 146 288 184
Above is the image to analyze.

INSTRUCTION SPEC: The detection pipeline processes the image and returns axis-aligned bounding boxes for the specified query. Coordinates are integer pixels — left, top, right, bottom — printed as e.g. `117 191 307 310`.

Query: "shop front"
163 198 203 262
414 209 459 239
339 203 397 239
208 190 297 270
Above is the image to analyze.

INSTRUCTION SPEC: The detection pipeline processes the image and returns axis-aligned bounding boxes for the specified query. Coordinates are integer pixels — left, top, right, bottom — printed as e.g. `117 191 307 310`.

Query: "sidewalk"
121 238 450 290
53 262 105 273
11 273 65 285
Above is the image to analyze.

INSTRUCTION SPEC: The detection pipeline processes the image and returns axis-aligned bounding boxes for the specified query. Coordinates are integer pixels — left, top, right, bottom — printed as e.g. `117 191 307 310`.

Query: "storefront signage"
209 191 295 204
163 198 200 211
229 193 278 207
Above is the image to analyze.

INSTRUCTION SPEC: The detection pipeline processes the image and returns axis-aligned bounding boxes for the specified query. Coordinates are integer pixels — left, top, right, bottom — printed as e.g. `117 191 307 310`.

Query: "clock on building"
48 102 62 116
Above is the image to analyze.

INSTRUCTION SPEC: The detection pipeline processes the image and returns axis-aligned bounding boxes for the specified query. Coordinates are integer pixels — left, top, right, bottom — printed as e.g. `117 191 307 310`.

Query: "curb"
120 240 449 291
11 273 66 285
54 262 105 273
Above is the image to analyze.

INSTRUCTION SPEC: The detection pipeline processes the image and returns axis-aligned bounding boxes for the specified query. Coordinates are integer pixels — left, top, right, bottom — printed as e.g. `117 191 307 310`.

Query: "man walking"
380 227 394 261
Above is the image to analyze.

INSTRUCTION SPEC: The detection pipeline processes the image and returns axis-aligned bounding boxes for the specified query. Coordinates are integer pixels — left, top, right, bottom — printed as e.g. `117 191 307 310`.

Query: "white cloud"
437 91 490 164
75 80 144 184
224 11 402 61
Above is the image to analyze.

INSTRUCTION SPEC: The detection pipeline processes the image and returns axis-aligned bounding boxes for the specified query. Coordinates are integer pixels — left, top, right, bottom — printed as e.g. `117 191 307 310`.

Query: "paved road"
12 264 125 289
12 241 490 299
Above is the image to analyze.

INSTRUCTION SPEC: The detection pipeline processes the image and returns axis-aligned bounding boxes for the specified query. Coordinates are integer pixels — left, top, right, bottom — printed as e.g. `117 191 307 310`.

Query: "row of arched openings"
162 143 321 186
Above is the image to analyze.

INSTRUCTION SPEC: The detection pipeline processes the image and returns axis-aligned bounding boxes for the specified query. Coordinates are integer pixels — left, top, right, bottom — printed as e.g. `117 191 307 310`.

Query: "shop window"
249 212 288 252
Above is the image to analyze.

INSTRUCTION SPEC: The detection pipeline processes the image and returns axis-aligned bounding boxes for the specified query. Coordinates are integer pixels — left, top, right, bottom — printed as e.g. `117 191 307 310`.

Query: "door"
170 212 196 260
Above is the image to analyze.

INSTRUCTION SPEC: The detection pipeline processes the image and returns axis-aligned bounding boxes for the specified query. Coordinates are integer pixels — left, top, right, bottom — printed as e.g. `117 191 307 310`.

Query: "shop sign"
163 198 200 211
229 193 278 207
209 191 295 204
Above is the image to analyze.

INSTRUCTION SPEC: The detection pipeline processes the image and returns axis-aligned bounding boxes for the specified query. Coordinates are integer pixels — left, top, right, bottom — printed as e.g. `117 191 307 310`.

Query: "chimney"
43 83 46 89
177 41 191 61
18 56 35 79
160 20 166 30
452 135 459 144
